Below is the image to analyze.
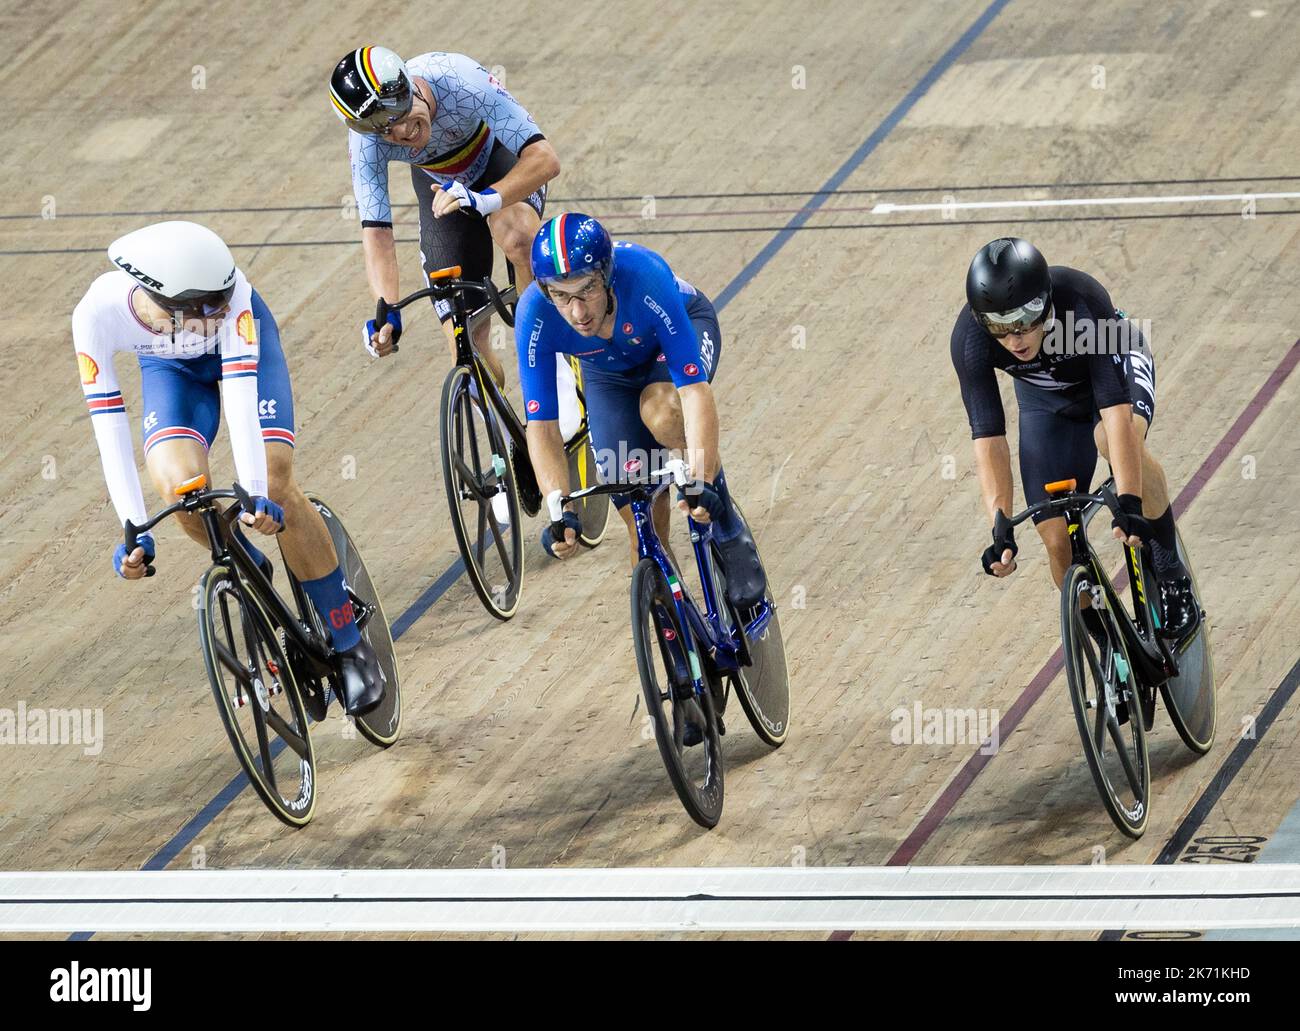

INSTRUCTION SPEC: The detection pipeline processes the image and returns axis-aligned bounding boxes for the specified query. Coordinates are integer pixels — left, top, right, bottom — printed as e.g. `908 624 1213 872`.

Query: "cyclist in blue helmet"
514 213 766 611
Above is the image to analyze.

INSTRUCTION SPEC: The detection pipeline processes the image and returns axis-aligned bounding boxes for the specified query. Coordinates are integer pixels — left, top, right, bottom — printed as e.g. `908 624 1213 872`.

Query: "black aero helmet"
965 238 1052 334
329 46 413 135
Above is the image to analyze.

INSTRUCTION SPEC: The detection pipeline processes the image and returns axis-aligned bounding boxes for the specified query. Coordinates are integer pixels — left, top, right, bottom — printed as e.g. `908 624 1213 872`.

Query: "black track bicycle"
997 477 1215 837
124 475 401 827
551 460 790 828
376 267 609 620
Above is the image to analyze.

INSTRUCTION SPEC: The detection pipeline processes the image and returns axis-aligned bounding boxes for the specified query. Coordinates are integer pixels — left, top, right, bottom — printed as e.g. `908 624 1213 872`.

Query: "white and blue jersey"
347 52 545 228
72 270 295 529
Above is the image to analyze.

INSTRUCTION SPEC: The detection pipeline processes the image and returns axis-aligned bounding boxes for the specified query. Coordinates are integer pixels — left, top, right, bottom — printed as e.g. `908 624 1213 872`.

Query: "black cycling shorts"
1017 348 1156 523
410 139 547 322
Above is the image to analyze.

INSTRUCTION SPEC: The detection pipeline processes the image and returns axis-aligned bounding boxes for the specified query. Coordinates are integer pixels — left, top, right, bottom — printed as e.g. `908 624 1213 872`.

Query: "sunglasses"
977 296 1050 338
542 277 604 307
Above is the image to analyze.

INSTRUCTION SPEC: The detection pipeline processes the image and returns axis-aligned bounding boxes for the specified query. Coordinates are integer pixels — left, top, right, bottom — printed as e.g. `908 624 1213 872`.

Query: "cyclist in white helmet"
73 220 385 715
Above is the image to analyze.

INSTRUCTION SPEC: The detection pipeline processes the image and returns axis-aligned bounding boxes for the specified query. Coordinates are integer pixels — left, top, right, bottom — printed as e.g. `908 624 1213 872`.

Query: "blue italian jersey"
515 242 708 420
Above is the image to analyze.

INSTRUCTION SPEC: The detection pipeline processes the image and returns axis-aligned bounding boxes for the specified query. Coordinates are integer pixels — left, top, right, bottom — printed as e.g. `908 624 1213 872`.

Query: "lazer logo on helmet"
112 259 164 291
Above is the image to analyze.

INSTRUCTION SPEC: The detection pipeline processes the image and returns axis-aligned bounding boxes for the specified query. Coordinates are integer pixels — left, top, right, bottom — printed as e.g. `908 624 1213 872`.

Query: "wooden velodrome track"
1 0 1298 939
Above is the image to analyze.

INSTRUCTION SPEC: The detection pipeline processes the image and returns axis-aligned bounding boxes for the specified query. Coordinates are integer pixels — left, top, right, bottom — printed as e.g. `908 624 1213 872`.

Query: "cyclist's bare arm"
1097 402 1143 499
527 418 570 502
529 418 579 558
679 381 720 483
973 435 1015 522
488 140 560 208
362 226 402 354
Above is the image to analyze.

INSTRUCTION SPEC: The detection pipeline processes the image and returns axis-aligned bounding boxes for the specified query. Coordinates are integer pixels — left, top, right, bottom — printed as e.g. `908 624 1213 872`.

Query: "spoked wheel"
440 364 523 620
198 566 316 827
301 495 402 748
1061 564 1150 838
567 432 611 547
1155 527 1216 754
712 501 789 747
631 558 724 829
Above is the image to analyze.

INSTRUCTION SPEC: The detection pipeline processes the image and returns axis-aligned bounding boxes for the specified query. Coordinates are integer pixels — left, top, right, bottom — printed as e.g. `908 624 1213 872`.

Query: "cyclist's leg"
1093 344 1187 589
1015 382 1098 588
638 290 723 455
1093 346 1168 515
139 354 218 549
485 155 544 295
411 166 501 383
248 291 336 577
248 291 362 650
583 360 660 566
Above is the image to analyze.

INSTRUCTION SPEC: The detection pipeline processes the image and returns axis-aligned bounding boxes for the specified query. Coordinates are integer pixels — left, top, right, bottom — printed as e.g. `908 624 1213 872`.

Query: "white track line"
3 865 1300 933
872 192 1300 214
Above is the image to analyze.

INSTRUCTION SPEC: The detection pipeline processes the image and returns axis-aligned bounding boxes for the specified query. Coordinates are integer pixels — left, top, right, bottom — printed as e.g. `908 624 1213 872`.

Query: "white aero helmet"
108 220 237 315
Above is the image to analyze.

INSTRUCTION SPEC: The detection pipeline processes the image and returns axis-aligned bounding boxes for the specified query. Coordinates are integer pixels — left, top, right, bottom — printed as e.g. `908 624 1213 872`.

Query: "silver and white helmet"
108 221 237 315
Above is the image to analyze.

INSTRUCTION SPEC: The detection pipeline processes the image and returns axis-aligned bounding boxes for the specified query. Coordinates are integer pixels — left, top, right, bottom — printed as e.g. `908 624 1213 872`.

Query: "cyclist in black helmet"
951 237 1198 641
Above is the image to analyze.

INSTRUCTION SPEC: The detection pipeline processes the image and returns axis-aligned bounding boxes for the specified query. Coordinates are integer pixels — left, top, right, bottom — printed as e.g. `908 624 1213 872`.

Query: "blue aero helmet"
530 213 614 292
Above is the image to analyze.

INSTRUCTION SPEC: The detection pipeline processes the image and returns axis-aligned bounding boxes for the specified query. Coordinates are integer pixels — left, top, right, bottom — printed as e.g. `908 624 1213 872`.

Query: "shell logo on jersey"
527 399 540 414
236 310 257 348
684 363 699 377
77 352 99 384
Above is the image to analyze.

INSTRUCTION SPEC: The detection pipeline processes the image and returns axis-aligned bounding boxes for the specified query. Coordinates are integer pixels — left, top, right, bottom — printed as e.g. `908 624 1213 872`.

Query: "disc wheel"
302 495 402 748
567 433 611 547
712 501 789 746
1154 527 1216 754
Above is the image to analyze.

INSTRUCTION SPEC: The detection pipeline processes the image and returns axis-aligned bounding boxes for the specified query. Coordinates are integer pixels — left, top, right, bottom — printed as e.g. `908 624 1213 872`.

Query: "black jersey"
950 267 1134 439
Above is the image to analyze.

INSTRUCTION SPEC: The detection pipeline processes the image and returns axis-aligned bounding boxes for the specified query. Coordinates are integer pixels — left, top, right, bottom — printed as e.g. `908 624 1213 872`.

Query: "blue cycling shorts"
581 291 721 502
138 289 296 453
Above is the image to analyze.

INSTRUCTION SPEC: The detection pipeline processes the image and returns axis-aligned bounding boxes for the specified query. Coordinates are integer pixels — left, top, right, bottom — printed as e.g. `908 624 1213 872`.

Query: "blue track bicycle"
551 460 789 828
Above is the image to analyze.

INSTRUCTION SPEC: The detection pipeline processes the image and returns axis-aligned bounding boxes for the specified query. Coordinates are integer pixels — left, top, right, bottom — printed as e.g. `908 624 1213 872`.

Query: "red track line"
828 336 1300 941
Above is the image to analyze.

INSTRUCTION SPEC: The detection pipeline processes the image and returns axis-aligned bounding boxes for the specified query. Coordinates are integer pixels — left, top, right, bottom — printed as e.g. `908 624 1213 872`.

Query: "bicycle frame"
623 479 775 692
126 486 357 686
1058 491 1178 689
381 273 594 472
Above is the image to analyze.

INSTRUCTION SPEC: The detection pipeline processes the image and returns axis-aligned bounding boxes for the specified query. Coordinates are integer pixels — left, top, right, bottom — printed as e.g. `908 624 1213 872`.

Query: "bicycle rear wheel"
440 364 524 620
567 433 611 547
1061 564 1149 838
302 494 402 748
1155 527 1216 754
631 558 724 828
198 566 316 827
715 501 789 746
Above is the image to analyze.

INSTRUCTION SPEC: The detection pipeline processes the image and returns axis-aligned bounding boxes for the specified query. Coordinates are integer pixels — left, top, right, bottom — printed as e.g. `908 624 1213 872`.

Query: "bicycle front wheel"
1061 564 1149 838
631 558 724 829
439 364 524 620
198 566 316 827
